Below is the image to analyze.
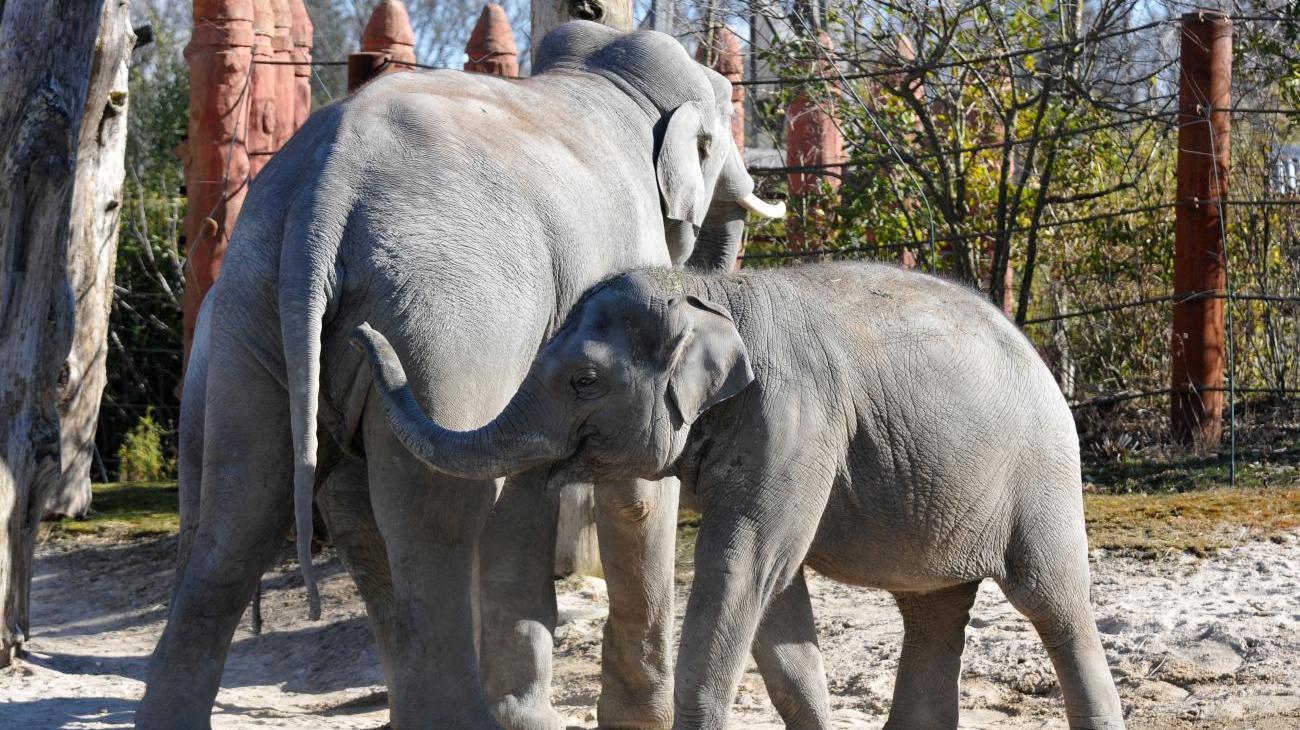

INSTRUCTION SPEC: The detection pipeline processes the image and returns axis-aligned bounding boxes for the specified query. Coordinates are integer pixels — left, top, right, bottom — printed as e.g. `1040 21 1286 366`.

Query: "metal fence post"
1171 11 1232 445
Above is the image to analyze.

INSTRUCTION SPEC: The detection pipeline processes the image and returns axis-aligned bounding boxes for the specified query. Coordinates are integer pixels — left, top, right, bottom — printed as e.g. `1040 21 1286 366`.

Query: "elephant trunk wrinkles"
353 324 565 480
688 200 747 272
687 142 755 270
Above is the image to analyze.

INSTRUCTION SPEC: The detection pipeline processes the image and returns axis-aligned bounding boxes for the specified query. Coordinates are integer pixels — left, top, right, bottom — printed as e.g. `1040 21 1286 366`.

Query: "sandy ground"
2 531 1298 729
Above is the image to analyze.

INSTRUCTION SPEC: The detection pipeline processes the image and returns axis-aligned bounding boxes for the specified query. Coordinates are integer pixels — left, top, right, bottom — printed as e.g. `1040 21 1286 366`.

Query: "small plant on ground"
116 408 175 482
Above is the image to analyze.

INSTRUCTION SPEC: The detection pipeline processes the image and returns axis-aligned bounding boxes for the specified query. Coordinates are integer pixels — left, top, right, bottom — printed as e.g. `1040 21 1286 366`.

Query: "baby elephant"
353 263 1124 730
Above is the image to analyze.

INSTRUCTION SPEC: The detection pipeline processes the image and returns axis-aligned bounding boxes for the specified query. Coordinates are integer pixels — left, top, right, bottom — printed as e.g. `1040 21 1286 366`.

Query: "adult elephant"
136 21 782 730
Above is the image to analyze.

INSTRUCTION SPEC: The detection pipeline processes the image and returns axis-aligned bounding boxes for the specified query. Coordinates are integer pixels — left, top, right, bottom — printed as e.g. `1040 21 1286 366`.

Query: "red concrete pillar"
695 25 744 154
1171 12 1232 445
247 0 277 178
182 0 255 366
290 0 313 129
465 3 518 77
349 0 416 92
785 31 845 251
271 0 295 150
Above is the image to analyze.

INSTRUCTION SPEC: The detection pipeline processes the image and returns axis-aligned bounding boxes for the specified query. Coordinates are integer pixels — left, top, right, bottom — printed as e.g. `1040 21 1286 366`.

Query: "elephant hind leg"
138 353 295 729
883 580 980 730
1000 516 1125 730
315 451 402 713
751 567 831 730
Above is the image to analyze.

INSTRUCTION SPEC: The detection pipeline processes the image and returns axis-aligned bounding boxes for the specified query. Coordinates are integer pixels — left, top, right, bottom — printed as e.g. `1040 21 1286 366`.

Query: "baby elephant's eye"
572 369 600 389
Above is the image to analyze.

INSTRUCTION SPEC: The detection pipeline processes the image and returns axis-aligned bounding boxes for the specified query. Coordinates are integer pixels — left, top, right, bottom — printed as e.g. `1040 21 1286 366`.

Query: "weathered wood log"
0 0 112 666
531 0 631 65
52 0 135 518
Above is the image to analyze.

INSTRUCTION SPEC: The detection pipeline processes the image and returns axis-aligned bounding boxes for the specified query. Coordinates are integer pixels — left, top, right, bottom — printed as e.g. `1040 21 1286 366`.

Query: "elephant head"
536 21 784 269
351 271 753 482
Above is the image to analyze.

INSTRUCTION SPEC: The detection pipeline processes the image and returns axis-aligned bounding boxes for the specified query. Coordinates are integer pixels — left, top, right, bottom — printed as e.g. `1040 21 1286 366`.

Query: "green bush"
116 409 176 482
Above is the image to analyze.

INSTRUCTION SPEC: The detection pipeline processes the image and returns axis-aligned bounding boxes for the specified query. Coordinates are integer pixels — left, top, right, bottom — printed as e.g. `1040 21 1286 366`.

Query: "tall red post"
465 3 518 77
182 0 255 366
695 25 745 154
290 0 313 128
270 0 295 150
697 25 746 268
785 31 845 251
1172 12 1231 445
247 0 277 178
349 0 416 92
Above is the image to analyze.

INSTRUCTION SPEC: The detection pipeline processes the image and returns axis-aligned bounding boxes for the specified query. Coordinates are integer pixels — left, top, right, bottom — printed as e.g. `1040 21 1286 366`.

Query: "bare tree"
52 0 136 516
0 0 114 665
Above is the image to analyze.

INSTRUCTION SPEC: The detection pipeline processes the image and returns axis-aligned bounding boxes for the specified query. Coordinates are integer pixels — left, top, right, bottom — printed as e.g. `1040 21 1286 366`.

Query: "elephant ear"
665 296 754 426
657 103 711 229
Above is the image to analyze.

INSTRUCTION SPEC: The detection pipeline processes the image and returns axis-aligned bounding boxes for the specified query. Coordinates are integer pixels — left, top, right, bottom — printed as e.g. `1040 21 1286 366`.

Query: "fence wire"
106 6 1300 481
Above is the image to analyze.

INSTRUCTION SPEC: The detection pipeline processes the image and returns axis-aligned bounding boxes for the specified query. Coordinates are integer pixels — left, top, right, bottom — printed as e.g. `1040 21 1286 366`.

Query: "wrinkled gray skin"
356 263 1127 730
137 22 781 730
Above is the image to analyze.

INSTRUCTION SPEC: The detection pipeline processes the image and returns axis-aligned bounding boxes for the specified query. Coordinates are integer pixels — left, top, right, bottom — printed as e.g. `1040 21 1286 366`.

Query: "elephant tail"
278 193 347 621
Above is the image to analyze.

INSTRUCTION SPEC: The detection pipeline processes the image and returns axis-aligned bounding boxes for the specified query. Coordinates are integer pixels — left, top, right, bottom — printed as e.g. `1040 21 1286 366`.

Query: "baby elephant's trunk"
352 323 567 480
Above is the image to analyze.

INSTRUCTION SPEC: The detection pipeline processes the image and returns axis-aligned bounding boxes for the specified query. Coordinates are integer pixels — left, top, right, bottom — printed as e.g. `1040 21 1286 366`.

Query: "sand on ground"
2 531 1298 729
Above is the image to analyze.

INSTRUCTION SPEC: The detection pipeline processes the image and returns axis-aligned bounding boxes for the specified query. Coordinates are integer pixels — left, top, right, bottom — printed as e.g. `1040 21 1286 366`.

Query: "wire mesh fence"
102 2 1300 484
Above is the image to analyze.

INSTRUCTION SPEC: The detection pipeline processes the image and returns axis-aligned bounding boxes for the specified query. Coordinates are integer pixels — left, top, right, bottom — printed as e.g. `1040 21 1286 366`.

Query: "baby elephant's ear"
665 296 755 426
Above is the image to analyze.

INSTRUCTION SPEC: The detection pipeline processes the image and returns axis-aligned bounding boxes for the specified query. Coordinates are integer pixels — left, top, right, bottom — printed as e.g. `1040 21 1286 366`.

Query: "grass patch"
44 481 180 539
675 488 1300 565
1084 487 1300 556
1082 445 1300 494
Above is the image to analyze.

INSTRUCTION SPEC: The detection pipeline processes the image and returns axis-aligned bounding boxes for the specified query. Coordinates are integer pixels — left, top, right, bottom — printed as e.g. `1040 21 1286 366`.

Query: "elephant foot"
596 697 673 730
489 694 565 730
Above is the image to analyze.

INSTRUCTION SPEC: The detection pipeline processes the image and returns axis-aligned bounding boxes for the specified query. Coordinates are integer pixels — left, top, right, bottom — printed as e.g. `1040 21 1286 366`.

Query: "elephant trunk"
352 324 568 480
688 143 783 271
687 200 747 272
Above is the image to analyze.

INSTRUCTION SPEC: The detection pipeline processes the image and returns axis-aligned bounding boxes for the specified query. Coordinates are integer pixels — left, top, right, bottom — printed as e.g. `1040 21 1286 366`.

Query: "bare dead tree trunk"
0 0 110 666
530 0 631 66
532 0 631 576
52 0 135 518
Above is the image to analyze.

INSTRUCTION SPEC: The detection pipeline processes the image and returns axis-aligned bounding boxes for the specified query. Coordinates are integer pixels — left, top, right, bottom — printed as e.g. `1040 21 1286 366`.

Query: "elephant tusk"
737 193 786 219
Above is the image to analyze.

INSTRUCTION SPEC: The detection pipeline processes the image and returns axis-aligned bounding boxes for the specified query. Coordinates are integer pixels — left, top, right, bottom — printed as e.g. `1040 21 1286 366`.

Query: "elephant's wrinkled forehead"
563 282 671 358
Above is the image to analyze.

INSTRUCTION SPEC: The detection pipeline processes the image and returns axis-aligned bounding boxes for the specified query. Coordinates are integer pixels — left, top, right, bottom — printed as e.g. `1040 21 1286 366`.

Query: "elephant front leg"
593 477 680 730
673 512 785 730
673 463 830 730
478 470 565 730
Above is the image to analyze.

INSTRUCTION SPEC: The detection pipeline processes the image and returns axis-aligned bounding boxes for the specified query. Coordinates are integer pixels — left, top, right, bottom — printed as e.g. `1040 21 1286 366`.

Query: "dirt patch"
2 527 1298 729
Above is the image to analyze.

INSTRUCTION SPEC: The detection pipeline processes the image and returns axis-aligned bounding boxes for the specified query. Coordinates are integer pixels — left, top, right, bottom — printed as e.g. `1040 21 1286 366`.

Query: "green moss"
1084 487 1300 556
44 481 180 539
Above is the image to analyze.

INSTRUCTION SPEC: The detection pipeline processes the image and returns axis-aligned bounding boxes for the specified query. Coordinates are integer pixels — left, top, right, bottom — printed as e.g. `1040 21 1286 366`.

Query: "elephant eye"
572 368 601 392
697 136 710 160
